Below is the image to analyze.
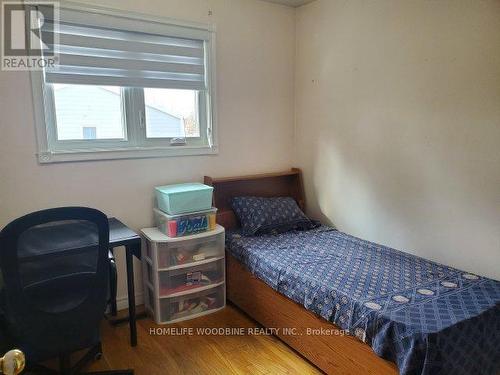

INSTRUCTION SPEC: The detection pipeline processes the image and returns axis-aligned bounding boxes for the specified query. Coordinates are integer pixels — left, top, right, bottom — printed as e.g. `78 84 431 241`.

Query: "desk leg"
125 245 137 347
109 249 118 317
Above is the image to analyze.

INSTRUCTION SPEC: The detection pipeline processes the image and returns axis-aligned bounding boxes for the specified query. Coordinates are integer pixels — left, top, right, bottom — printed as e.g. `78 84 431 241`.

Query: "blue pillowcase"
231 196 317 236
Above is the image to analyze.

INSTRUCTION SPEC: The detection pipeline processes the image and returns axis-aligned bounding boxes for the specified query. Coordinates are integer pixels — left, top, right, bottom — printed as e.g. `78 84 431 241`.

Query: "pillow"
231 196 316 236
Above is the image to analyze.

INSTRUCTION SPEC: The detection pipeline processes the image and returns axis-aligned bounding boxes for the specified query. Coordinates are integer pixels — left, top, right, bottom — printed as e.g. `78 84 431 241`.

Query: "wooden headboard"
204 168 305 230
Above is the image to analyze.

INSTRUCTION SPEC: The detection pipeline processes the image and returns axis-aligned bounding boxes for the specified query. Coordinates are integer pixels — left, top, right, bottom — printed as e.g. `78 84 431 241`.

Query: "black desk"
108 218 142 347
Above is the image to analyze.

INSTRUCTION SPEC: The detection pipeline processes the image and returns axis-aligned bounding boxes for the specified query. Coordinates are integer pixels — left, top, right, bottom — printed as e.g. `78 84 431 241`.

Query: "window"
31 4 216 163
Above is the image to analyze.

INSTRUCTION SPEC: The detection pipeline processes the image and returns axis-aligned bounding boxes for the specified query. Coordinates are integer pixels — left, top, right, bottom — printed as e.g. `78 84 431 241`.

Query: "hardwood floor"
86 304 322 375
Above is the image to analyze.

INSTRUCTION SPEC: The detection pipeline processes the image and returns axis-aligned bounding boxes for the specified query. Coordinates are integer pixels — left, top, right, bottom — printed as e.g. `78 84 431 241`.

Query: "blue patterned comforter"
226 226 500 375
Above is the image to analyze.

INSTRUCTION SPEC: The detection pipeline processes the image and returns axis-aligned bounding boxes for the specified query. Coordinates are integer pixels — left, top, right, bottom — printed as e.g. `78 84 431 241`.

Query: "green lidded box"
155 183 214 215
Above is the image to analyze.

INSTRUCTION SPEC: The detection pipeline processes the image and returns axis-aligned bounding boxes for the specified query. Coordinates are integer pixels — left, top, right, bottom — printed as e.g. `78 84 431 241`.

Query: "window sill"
37 145 218 164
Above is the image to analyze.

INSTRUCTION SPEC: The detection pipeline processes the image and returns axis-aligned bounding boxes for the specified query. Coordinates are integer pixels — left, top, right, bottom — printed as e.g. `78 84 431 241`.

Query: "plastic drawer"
159 284 225 323
154 208 217 237
158 235 224 269
157 258 224 297
141 226 225 269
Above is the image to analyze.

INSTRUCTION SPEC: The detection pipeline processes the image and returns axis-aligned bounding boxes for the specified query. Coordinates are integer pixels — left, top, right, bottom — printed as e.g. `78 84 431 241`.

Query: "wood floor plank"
88 305 322 375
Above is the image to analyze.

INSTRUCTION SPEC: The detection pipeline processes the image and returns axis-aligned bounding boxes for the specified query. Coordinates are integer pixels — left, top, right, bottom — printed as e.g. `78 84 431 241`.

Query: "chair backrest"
0 207 109 356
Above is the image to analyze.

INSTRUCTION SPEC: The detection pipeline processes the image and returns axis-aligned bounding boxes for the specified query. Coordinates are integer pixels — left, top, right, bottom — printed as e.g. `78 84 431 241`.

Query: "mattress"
226 226 500 375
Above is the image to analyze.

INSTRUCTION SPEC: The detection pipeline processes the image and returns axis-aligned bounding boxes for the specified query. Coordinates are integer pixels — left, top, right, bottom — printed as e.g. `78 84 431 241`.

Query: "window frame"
31 3 217 164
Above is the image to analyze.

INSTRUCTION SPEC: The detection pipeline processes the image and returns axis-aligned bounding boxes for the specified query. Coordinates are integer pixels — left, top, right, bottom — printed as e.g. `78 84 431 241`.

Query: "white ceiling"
259 0 317 7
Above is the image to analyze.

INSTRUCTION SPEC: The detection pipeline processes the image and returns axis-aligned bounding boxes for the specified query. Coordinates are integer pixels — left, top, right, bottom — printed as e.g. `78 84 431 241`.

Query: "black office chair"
0 207 133 375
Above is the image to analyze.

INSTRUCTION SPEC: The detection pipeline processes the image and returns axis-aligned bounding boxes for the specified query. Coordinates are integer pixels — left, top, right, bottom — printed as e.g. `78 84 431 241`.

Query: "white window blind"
39 7 209 90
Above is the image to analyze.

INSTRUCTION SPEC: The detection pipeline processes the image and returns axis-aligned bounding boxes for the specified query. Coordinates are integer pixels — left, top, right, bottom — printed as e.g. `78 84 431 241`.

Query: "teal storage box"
155 183 214 215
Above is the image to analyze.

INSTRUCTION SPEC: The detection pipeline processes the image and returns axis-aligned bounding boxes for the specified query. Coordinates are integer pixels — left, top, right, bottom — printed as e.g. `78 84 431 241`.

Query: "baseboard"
116 293 144 312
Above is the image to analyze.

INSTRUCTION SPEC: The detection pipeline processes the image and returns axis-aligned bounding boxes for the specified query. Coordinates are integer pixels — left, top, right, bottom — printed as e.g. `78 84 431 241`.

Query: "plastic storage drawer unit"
155 183 213 215
154 207 217 237
141 225 226 324
142 225 225 269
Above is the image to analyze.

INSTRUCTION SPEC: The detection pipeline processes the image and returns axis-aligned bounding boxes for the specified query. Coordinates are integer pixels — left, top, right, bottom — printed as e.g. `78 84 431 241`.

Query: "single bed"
204 169 500 375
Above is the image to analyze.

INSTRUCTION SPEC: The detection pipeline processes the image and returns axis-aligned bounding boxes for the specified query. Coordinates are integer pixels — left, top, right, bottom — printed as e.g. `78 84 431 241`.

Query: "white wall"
295 0 500 280
0 0 296 307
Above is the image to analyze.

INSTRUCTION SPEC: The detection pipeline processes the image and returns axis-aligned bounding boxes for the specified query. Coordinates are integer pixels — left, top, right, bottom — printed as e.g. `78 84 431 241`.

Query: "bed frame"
204 169 398 375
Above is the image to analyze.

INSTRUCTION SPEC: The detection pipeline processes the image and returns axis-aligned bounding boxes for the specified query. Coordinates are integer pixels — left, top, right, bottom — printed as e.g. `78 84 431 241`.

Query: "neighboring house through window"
55 86 185 140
